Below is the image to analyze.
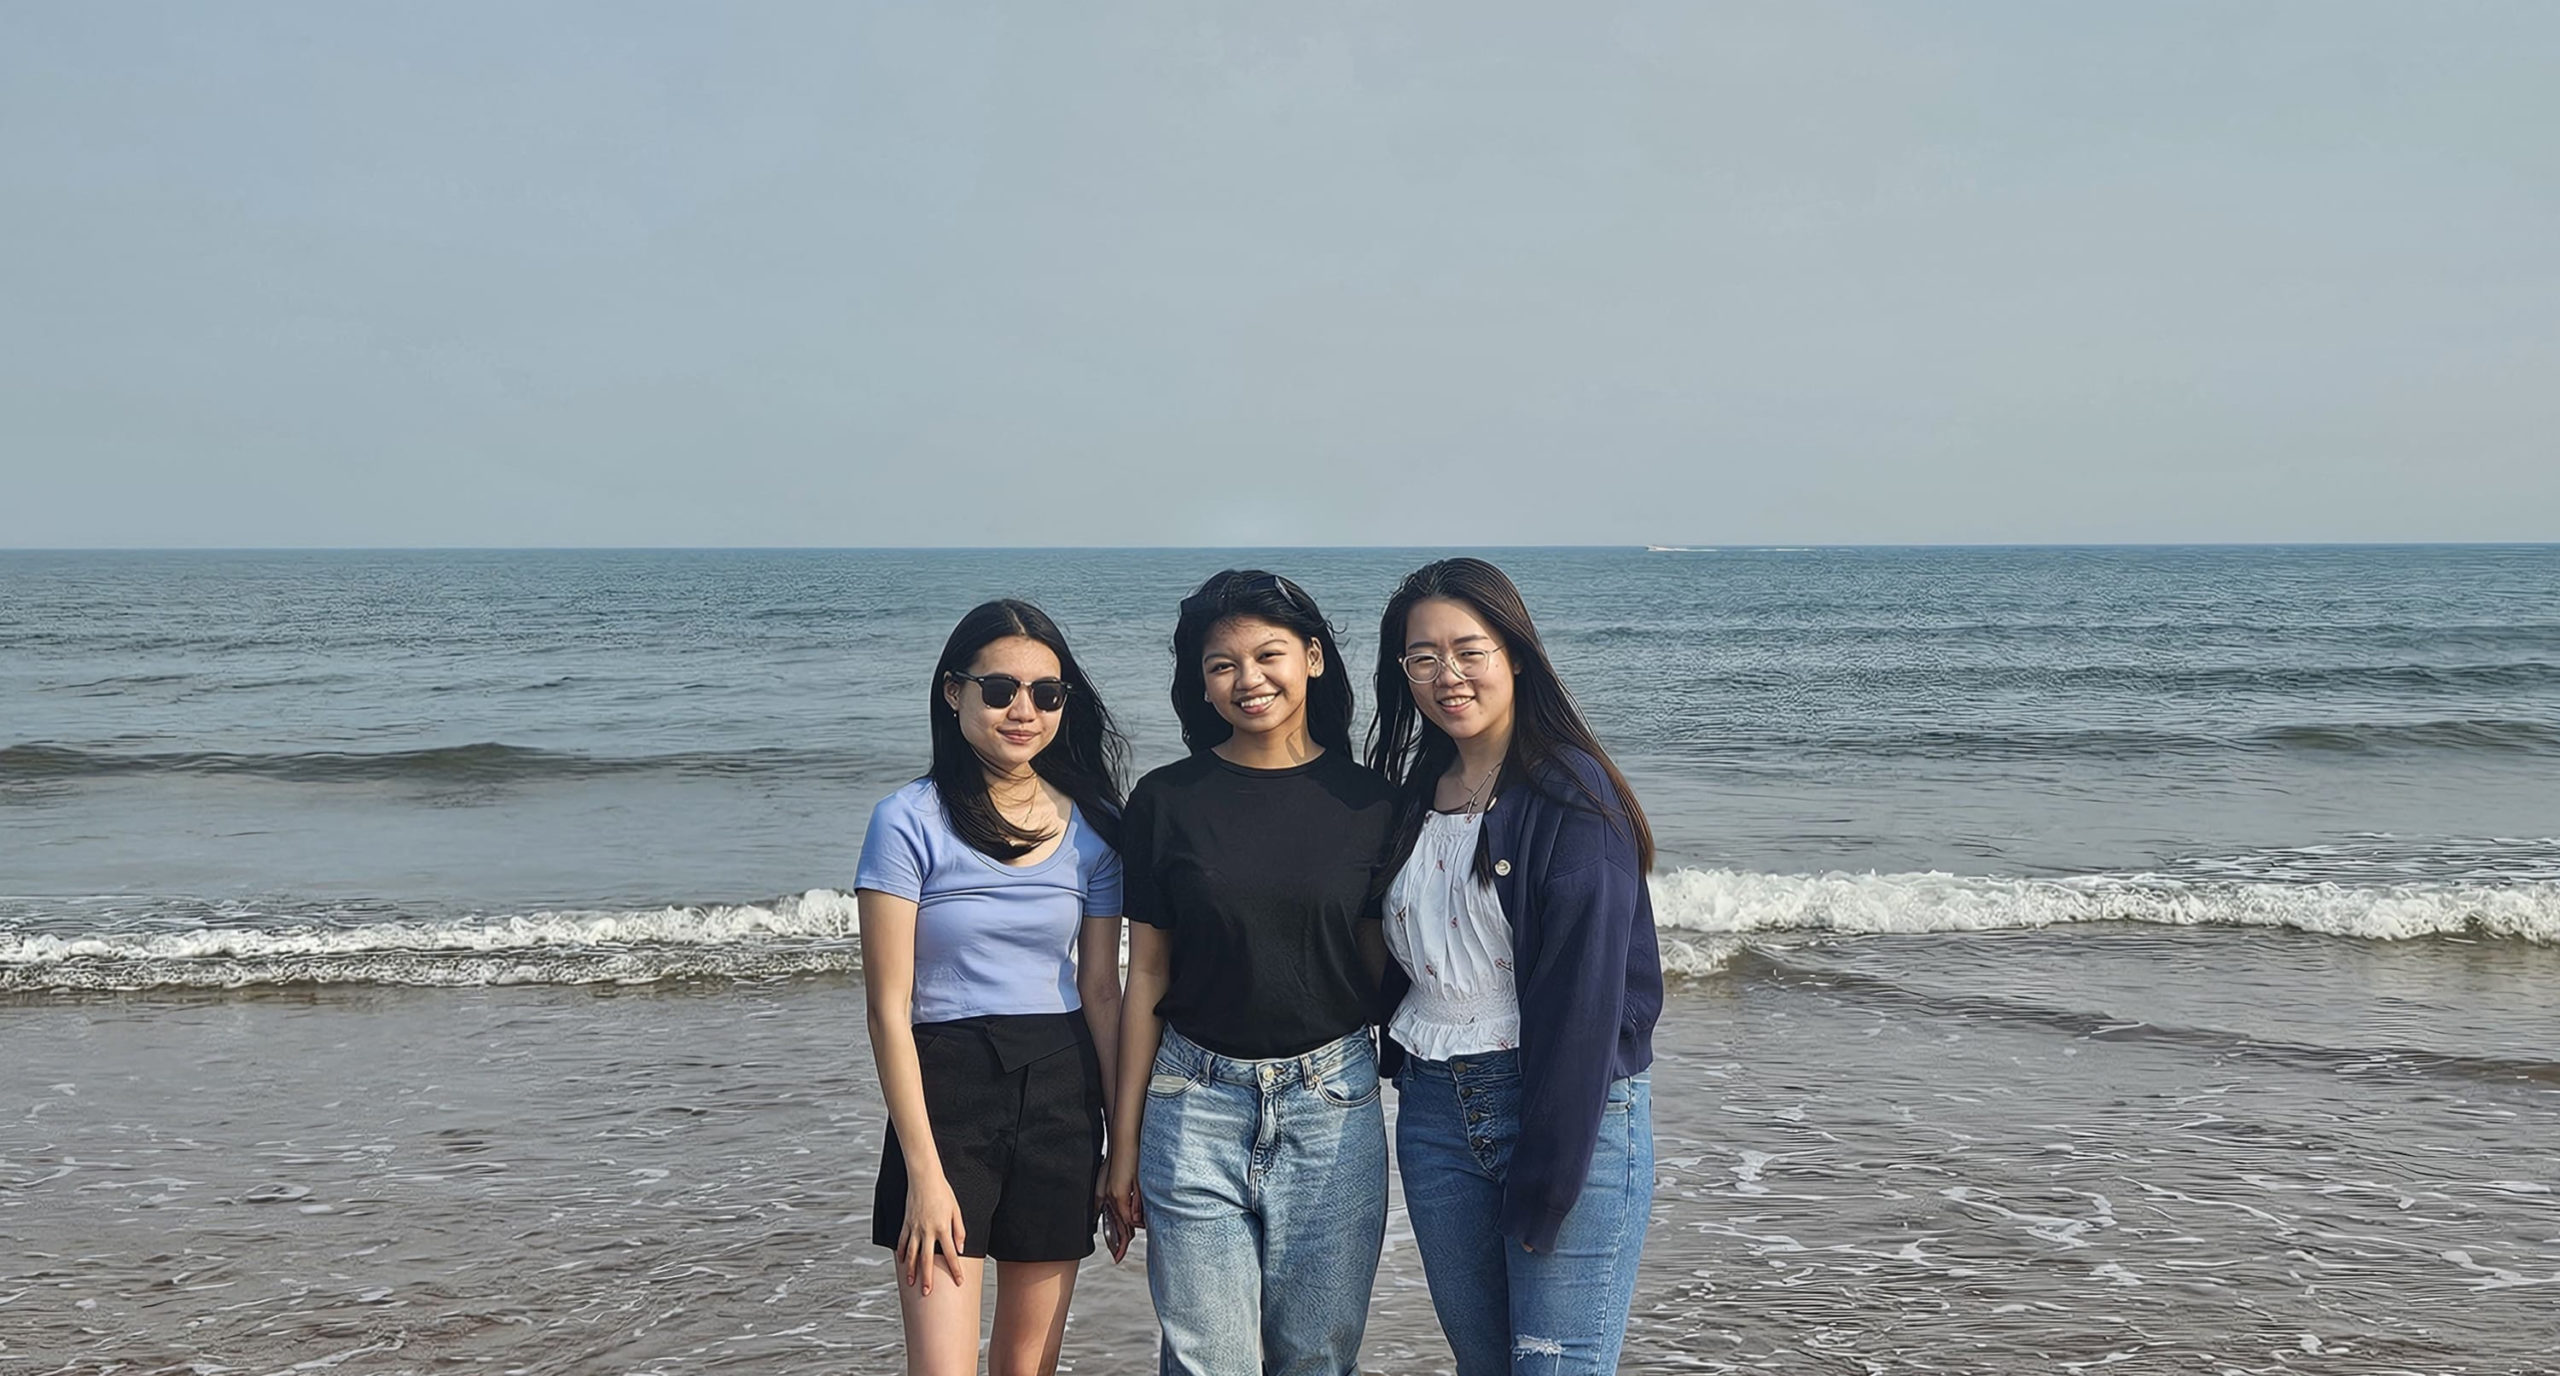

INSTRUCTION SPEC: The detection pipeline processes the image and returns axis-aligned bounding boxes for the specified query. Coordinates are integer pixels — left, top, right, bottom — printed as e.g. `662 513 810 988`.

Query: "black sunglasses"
949 670 1071 713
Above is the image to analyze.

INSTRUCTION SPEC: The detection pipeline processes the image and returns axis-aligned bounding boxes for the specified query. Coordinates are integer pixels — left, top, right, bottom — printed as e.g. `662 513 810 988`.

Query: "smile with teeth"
1234 692 1280 714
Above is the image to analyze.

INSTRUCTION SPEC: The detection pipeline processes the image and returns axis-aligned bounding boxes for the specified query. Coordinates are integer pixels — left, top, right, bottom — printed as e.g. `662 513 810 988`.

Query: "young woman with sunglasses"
857 599 1129 1376
1366 558 1664 1376
1104 570 1397 1376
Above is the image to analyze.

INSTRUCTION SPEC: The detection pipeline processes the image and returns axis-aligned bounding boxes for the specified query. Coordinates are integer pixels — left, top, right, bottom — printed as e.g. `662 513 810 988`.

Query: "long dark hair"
1168 570 1357 759
1365 557 1654 879
928 599 1127 859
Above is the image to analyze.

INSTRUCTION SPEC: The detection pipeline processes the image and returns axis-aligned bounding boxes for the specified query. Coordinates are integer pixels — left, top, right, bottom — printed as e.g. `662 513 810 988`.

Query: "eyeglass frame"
947 670 1073 713
1397 644 1505 684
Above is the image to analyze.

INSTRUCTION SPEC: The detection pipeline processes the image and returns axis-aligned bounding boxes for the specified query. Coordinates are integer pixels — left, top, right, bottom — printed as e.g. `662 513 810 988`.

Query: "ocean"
4 546 2556 1373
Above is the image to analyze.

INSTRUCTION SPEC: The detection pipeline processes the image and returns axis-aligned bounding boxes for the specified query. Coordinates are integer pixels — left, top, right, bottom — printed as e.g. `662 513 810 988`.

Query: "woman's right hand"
898 1170 968 1294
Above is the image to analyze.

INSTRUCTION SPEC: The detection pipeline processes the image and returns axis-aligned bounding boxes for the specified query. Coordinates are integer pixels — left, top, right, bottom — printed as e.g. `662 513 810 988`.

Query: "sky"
3 2 2555 548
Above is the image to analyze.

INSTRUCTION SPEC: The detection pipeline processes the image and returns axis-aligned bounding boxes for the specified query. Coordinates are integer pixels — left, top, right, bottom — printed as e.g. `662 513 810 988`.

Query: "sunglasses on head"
1181 571 1310 616
949 670 1071 713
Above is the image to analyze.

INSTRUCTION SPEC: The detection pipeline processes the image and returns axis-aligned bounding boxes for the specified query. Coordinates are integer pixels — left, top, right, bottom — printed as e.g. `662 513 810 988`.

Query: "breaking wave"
0 891 866 991
1647 868 2560 977
4 868 2555 992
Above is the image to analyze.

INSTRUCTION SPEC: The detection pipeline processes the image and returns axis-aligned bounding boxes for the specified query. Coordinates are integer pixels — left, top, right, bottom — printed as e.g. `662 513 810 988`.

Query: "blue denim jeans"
1137 1025 1389 1376
1395 1051 1653 1376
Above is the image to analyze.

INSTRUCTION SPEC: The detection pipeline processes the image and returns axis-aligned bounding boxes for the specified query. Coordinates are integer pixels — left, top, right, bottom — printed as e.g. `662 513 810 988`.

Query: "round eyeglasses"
1398 646 1503 684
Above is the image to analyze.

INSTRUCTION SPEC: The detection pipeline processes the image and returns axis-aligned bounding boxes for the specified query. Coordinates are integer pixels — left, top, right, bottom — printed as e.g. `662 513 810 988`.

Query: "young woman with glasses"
857 599 1130 1376
1104 569 1397 1376
1366 558 1664 1376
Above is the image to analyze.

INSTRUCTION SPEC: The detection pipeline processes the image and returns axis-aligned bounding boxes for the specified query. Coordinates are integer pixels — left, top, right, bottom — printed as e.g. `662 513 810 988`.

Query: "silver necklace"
991 777 1055 833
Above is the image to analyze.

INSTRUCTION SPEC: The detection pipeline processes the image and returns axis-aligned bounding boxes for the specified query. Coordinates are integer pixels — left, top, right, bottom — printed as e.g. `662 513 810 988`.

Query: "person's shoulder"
1518 746 1645 875
1068 795 1123 845
1553 745 1618 794
1316 749 1397 803
1068 803 1124 873
1123 756 1195 820
856 778 944 891
1522 746 1626 815
1132 753 1218 797
865 777 948 834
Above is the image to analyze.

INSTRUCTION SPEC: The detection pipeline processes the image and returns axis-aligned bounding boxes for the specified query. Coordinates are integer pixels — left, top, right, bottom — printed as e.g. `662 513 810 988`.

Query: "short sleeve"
854 787 930 901
1083 834 1125 918
1120 781 1167 928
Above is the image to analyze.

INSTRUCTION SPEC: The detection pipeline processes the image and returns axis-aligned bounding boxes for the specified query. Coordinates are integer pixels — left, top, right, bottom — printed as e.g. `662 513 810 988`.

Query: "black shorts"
872 1011 1105 1263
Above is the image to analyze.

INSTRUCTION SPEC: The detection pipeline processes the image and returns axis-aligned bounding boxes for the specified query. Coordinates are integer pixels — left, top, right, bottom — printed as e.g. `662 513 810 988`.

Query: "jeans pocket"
1601 1075 1638 1115
1146 1049 1201 1099
1316 1061 1380 1109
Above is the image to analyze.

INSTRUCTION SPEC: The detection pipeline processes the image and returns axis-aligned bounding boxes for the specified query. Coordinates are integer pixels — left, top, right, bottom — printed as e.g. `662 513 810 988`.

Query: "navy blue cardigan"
1377 747 1663 1252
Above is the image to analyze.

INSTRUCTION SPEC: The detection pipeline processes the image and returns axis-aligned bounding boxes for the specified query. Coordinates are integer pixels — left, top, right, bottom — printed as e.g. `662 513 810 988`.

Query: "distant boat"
1644 544 1703 553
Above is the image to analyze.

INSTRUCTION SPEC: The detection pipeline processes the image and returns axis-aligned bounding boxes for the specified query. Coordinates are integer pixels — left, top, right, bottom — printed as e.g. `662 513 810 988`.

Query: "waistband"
1396 1046 1522 1081
1158 1023 1375 1088
914 1010 1090 1073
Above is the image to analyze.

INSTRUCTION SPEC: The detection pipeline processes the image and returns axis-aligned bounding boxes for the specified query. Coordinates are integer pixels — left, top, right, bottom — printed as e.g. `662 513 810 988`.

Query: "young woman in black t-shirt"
1105 570 1396 1376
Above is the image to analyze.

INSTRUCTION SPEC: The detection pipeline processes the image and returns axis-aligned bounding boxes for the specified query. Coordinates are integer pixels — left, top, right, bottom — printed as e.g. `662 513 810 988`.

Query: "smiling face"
1200 615 1323 747
942 634 1065 775
1402 596 1515 747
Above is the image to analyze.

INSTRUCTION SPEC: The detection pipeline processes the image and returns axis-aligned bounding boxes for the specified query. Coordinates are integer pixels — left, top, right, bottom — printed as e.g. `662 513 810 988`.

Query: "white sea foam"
0 889 863 966
0 890 869 989
1648 867 2560 947
5 874 2555 991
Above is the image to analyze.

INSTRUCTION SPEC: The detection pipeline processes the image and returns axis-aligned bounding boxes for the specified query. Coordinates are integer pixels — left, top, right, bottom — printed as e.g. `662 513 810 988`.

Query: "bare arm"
1078 915 1126 1124
1104 921 1173 1230
858 887 966 1292
1078 915 1127 1253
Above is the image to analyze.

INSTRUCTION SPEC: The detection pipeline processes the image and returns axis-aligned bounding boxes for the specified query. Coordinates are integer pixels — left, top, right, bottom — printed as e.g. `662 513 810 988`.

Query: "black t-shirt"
1122 748 1397 1059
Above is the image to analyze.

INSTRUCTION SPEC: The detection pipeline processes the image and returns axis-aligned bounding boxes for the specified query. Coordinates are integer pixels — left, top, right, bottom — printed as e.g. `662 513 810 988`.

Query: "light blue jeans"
1138 1024 1389 1376
1395 1050 1653 1376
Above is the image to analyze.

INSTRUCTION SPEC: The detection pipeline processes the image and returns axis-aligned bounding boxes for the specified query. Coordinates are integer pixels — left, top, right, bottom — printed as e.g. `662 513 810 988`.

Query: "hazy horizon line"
9 541 2557 555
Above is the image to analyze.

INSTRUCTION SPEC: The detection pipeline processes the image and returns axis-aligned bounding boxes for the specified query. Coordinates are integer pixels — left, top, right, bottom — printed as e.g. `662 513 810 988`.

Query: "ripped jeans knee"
1397 1062 1656 1375
1511 1332 1570 1370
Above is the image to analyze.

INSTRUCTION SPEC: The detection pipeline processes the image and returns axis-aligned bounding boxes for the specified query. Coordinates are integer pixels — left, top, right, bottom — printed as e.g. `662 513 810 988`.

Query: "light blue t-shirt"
855 778 1125 1024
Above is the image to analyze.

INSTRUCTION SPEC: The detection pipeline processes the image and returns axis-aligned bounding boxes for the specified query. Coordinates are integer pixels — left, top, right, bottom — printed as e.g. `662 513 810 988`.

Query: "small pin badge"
1493 859 1512 876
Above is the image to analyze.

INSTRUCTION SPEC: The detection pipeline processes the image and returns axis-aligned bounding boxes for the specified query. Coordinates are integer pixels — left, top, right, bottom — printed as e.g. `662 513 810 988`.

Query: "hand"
897 1172 968 1294
1093 1157 1125 1263
1100 1197 1129 1263
1104 1150 1144 1246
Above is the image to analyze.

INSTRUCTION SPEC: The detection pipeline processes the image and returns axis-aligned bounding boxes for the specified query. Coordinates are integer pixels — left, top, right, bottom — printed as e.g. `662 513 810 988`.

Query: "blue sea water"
4 545 2557 986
